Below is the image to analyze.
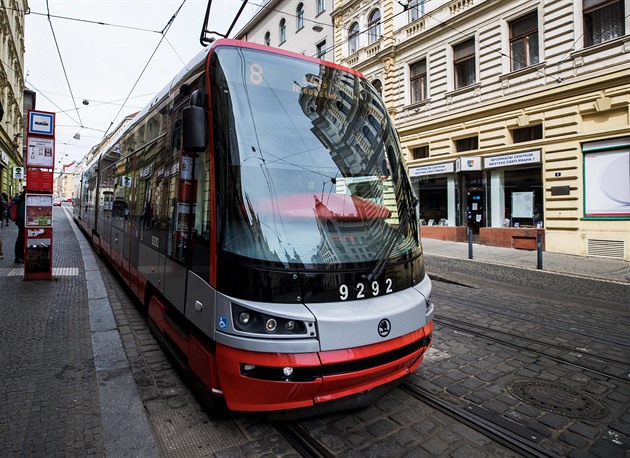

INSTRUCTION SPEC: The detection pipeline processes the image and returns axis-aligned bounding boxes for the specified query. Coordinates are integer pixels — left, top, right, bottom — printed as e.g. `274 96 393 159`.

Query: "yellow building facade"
332 0 630 260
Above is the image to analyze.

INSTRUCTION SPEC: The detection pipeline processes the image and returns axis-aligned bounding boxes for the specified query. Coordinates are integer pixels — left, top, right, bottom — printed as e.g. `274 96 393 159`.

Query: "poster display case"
24 193 54 280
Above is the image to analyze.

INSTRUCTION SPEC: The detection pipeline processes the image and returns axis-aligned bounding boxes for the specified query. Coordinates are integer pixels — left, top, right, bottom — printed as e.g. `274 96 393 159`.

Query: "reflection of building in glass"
311 194 391 266
296 69 401 224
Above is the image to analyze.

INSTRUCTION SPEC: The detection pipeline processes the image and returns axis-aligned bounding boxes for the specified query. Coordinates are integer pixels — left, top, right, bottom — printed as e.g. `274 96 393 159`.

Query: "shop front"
411 149 544 250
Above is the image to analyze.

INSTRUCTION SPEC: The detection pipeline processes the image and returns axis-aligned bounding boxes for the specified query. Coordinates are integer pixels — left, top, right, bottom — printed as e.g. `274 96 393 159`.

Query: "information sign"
27 137 55 168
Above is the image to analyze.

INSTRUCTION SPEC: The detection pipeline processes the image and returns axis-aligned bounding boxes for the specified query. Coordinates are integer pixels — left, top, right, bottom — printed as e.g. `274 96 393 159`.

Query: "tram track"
399 383 558 458
272 422 337 458
435 316 630 385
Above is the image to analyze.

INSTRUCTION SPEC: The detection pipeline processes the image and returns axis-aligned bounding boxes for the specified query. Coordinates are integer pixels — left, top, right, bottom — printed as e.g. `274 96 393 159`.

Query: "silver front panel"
304 275 430 352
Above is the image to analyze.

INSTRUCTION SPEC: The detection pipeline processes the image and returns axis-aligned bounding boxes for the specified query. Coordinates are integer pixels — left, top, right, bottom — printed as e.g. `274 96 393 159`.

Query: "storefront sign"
13 166 24 179
409 162 455 177
484 150 541 168
0 150 8 167
456 156 482 172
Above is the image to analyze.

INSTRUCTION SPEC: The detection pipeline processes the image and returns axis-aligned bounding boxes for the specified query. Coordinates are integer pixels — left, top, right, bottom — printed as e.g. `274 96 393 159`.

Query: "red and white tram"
74 39 434 417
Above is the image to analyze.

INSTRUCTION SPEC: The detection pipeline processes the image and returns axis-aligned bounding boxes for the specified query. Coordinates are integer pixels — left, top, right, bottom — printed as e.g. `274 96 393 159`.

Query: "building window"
513 125 543 143
456 136 479 152
316 0 325 15
368 9 381 44
296 3 304 30
453 38 476 89
410 59 427 103
372 79 383 96
510 11 539 71
264 31 271 46
584 0 625 47
316 40 327 59
349 22 360 54
409 0 424 22
412 146 429 159
279 19 286 44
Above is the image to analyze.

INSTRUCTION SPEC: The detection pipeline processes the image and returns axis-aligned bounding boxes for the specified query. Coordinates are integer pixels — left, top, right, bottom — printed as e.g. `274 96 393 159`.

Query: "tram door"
464 173 485 234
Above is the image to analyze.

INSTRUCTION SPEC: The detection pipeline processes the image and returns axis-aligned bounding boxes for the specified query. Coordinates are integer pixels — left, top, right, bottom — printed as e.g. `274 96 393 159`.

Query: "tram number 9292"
339 278 394 301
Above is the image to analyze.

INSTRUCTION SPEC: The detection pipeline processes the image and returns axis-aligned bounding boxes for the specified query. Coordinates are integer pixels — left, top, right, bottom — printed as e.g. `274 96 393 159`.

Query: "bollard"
537 234 543 270
468 228 473 259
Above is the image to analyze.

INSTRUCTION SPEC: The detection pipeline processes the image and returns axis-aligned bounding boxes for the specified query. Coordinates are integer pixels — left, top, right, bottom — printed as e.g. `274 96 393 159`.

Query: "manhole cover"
508 379 607 419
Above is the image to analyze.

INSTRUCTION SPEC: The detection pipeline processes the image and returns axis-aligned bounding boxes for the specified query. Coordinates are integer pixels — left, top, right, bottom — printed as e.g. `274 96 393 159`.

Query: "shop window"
279 18 286 44
583 0 625 47
412 146 429 159
583 142 630 217
417 176 450 226
490 168 544 228
296 4 304 30
410 59 427 103
349 22 360 54
456 136 478 152
316 40 327 59
409 0 424 22
513 124 543 143
510 11 539 71
453 38 476 89
368 9 381 44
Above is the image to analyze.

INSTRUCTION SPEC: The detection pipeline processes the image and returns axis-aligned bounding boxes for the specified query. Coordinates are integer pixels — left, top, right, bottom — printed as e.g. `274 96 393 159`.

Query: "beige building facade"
332 0 630 260
0 0 27 198
235 0 333 59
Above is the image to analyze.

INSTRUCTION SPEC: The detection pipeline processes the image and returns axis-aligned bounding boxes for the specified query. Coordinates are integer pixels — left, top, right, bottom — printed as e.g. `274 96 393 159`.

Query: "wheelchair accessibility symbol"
218 316 228 329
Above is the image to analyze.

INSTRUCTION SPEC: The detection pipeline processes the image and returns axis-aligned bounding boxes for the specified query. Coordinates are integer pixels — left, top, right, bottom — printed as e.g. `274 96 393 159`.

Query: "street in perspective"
0 205 628 457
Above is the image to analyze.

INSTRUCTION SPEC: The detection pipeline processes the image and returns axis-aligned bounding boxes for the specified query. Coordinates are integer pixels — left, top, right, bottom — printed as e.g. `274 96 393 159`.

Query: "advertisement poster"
25 194 53 228
584 150 630 216
27 137 55 168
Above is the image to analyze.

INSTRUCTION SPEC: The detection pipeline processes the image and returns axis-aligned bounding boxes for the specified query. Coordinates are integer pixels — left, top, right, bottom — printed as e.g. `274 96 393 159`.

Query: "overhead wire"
45 0 84 128
101 0 189 138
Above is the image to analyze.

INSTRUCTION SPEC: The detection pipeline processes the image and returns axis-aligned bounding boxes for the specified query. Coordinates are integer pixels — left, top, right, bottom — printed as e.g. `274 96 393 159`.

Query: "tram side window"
191 151 211 280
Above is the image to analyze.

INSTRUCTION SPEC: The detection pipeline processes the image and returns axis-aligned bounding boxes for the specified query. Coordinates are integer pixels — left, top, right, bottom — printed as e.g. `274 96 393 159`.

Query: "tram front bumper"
216 322 433 412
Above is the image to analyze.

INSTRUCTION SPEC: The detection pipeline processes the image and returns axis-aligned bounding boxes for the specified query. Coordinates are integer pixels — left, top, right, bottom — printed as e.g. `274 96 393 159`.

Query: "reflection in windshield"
211 46 419 270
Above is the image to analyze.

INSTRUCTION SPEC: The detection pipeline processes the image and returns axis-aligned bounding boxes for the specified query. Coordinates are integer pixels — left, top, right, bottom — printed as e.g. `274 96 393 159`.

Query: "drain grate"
508 379 607 419
151 406 249 457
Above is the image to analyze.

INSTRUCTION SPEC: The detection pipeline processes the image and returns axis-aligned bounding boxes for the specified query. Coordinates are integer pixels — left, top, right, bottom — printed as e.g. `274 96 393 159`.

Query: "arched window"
372 79 383 96
296 3 304 30
349 22 360 54
279 18 286 44
368 9 381 44
264 31 271 46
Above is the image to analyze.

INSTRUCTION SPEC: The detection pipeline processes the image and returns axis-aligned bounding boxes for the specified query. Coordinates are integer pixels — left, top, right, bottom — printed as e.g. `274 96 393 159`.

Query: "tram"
74 39 434 417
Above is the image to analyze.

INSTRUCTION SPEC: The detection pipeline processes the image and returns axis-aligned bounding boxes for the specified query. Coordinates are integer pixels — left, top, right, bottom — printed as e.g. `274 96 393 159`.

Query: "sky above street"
24 0 258 173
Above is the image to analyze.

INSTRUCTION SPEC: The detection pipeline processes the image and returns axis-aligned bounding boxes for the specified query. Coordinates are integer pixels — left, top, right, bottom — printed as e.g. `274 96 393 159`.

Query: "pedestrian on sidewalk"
1 192 8 226
12 190 25 263
0 219 4 260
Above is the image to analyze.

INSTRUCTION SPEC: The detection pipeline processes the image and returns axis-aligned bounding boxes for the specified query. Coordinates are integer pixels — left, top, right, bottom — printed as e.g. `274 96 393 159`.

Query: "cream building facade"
0 0 27 198
235 0 333 59
332 0 630 260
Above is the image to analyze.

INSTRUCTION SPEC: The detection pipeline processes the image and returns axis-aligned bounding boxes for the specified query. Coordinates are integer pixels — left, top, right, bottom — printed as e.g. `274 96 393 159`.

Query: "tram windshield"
211 46 419 270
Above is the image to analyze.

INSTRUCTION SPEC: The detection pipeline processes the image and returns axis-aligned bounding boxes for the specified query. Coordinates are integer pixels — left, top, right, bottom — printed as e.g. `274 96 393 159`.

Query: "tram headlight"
265 318 277 333
238 311 251 324
231 304 310 336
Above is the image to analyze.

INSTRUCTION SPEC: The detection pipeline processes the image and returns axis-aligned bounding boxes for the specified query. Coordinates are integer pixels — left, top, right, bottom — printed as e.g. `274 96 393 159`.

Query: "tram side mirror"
183 90 207 152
